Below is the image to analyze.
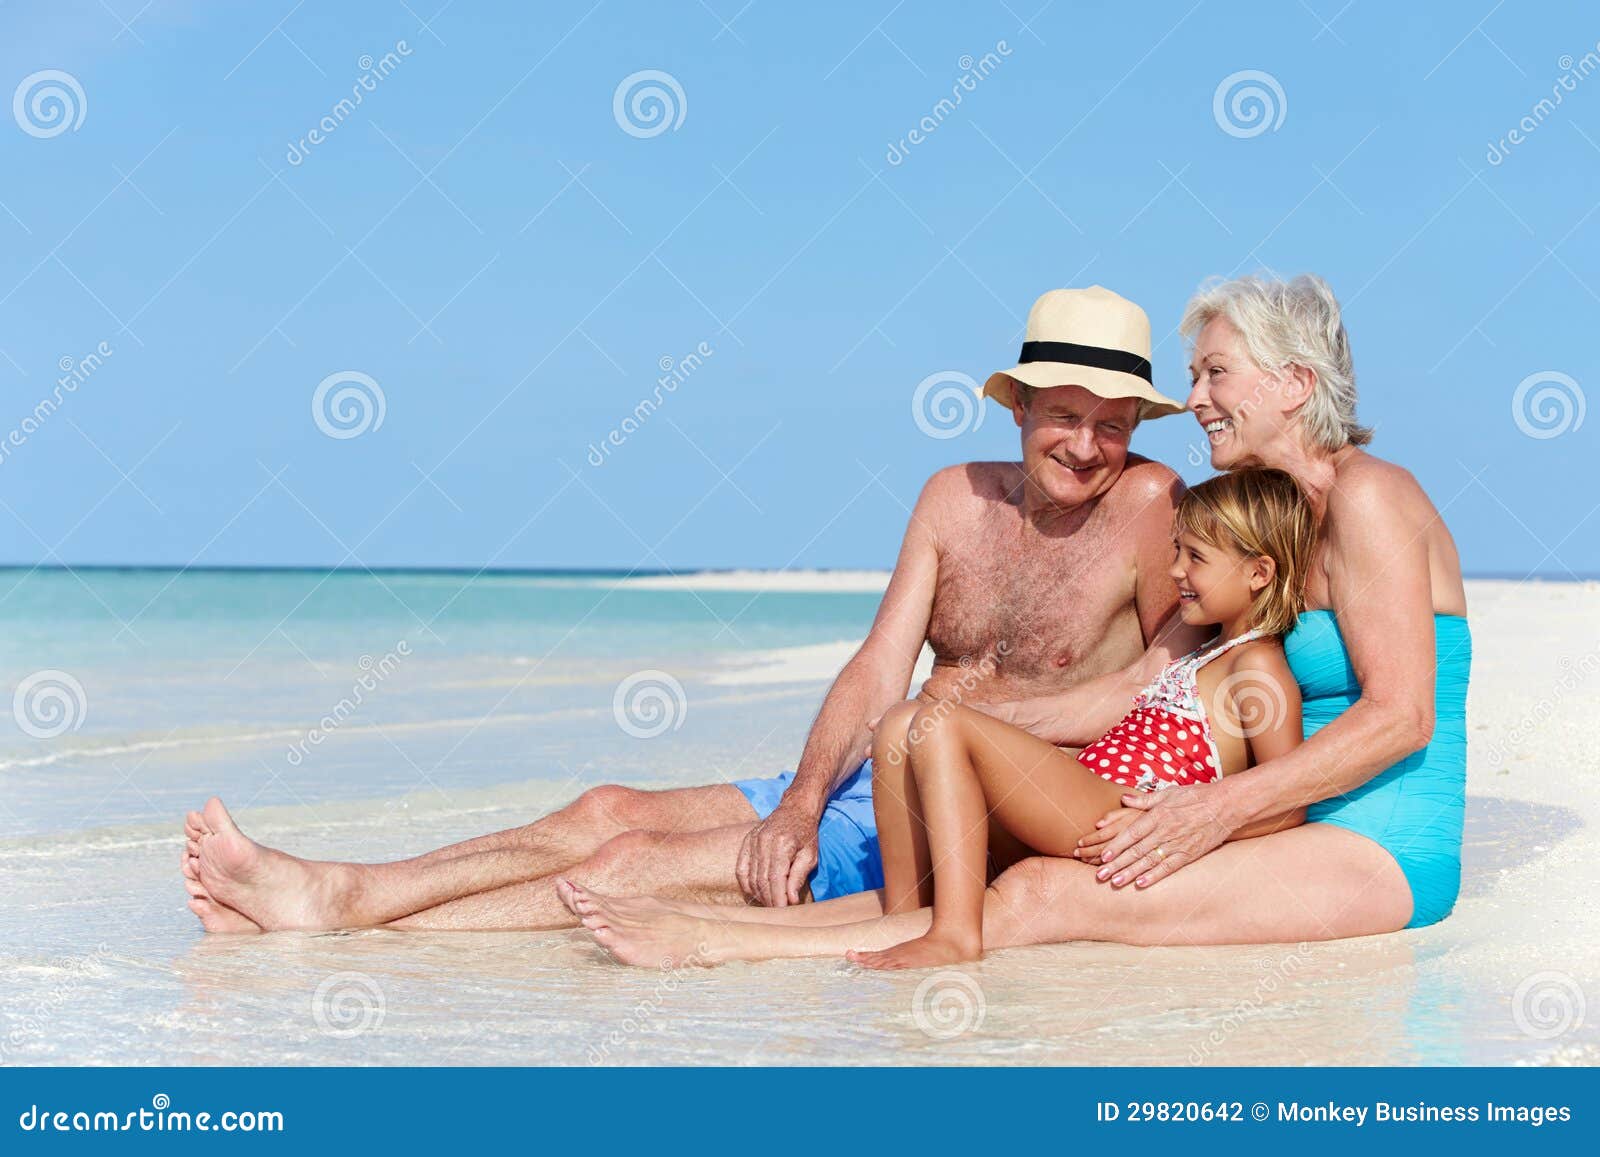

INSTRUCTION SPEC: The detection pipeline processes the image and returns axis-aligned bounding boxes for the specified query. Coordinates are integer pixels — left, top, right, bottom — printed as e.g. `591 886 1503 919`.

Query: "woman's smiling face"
1186 317 1290 470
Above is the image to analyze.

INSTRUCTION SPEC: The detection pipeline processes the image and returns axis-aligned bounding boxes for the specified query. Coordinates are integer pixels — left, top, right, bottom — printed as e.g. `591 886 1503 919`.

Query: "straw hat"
983 286 1185 419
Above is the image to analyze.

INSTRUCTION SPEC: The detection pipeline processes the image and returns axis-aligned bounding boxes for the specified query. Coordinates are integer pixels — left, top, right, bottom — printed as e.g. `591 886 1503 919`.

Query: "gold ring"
1153 846 1167 862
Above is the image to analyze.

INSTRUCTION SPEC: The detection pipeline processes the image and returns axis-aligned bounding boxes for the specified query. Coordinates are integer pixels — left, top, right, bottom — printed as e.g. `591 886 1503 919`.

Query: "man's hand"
737 801 821 907
967 700 1019 727
971 698 1064 742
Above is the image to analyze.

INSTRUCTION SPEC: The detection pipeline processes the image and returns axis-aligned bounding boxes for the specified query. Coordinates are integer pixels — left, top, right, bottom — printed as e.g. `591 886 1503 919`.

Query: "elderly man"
181 286 1189 933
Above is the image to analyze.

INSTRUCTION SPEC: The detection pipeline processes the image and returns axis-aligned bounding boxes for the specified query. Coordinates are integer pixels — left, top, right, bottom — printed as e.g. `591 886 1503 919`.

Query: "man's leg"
568 823 1415 966
385 822 755 930
188 785 756 931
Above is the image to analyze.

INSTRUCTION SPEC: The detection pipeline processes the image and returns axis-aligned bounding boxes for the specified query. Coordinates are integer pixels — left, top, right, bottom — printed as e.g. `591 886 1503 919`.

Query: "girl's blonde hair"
1174 468 1318 637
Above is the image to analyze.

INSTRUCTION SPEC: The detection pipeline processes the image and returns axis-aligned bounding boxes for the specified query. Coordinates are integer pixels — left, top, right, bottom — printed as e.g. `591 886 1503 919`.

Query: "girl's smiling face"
1169 528 1274 630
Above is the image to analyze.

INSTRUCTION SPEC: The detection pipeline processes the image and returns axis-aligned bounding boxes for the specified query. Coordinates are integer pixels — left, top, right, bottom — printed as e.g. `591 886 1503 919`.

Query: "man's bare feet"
193 797 357 931
563 881 719 968
555 879 692 922
845 930 981 971
181 844 262 933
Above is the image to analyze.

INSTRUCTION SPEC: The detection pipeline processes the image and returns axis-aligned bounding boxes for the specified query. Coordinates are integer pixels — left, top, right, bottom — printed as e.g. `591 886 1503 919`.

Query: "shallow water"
3 572 1597 1065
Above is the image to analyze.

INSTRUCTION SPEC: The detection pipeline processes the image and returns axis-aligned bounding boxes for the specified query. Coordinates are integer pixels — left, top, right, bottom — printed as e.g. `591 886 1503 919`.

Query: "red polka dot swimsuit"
1076 629 1264 792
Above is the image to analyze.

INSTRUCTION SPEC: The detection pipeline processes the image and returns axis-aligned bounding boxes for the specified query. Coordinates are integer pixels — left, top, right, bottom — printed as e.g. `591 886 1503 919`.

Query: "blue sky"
1 0 1595 575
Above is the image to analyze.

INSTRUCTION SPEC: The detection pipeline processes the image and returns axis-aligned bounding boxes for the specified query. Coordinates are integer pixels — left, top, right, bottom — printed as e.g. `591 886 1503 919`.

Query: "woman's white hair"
1180 273 1372 450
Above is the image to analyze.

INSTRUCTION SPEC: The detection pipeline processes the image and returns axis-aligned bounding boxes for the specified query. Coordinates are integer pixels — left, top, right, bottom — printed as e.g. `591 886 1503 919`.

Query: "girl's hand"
1088 783 1237 888
1073 805 1140 859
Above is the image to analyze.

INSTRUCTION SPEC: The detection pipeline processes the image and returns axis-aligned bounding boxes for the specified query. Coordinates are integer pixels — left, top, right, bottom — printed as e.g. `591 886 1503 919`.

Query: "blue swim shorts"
731 760 884 901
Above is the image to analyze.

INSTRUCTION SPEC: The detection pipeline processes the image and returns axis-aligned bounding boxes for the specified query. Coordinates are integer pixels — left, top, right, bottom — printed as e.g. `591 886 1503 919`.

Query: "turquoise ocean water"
0 567 882 836
1 569 1586 1065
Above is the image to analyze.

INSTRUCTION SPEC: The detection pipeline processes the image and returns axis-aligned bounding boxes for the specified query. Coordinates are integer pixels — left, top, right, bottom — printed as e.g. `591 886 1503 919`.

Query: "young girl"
846 467 1318 970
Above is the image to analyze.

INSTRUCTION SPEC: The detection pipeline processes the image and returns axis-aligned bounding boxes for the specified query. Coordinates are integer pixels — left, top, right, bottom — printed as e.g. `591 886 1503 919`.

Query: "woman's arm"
1092 463 1441 887
1217 468 1436 826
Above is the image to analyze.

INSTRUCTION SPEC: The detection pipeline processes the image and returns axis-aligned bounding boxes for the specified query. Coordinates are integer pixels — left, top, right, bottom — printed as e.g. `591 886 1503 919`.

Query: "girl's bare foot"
180 845 262 933
193 797 356 931
564 882 720 968
846 931 981 971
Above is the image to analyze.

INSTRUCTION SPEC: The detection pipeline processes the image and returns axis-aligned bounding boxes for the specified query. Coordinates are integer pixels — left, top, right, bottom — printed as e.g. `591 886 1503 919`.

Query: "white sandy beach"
616 569 895 593
2 577 1596 1065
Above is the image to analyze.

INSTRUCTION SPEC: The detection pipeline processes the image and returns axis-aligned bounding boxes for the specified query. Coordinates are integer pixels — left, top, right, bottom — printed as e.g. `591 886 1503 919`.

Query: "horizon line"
0 564 1596 582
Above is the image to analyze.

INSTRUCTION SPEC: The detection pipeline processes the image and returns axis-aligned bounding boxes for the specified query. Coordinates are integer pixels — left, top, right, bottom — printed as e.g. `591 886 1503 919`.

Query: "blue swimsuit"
1284 610 1472 928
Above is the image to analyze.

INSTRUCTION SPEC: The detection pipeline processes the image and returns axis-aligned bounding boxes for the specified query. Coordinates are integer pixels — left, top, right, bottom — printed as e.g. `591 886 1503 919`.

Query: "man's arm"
992 465 1206 745
736 468 949 906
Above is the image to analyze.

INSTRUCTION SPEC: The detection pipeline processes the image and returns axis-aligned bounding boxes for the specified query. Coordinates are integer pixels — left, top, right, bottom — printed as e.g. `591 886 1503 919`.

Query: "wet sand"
2 580 1596 1065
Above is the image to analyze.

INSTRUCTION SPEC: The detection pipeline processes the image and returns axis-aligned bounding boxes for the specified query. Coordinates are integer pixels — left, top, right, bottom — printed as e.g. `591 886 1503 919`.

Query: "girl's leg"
869 700 934 913
571 822 1412 968
899 703 1123 855
847 703 1119 969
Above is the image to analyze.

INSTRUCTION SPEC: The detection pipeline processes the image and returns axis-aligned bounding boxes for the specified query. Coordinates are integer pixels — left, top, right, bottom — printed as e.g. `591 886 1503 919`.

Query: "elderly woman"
563 273 1472 964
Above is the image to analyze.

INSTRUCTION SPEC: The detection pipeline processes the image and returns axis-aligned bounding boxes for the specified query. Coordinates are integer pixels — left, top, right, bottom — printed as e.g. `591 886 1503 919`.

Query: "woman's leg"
572 823 1412 967
869 700 934 913
846 703 1119 968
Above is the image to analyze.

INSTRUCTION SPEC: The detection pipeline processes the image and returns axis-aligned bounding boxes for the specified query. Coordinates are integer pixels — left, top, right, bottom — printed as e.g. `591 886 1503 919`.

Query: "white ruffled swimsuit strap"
1168 628 1267 715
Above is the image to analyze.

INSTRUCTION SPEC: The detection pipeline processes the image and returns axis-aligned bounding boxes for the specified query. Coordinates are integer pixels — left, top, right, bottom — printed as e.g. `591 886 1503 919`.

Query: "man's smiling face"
1012 383 1138 510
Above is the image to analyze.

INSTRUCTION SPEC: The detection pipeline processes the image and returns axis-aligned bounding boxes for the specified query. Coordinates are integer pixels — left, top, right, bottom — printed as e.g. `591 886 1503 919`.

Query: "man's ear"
1011 396 1027 428
1249 554 1277 593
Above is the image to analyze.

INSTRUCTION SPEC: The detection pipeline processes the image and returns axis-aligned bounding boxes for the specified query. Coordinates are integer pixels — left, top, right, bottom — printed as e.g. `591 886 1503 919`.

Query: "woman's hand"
1087 783 1239 888
1072 805 1140 860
